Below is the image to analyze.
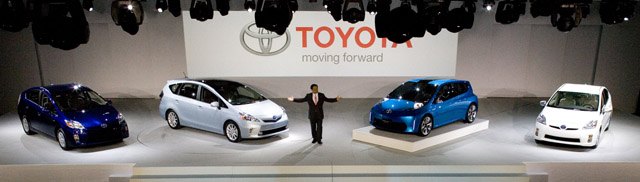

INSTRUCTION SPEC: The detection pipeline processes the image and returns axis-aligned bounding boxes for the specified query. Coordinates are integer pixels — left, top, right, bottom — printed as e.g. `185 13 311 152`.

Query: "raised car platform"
352 119 490 152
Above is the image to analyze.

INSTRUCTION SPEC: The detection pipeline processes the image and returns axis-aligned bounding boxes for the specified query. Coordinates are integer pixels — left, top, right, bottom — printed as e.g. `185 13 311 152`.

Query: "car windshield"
51 88 109 112
547 91 599 111
387 82 436 103
206 81 267 105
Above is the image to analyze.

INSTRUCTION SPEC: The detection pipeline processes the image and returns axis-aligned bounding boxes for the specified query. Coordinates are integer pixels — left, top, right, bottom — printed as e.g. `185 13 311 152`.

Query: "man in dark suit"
288 84 340 144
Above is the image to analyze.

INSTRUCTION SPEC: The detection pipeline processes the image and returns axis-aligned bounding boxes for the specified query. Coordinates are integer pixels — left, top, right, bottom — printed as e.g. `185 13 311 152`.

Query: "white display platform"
352 119 490 152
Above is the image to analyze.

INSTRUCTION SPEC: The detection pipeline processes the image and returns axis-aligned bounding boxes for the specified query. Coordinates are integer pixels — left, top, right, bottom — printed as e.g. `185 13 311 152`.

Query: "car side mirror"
540 100 547 107
211 101 220 109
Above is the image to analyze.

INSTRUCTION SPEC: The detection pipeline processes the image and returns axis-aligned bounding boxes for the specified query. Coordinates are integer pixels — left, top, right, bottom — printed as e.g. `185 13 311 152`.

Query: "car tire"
166 110 182 129
56 128 72 151
464 104 477 123
224 121 242 143
21 116 36 135
417 116 433 137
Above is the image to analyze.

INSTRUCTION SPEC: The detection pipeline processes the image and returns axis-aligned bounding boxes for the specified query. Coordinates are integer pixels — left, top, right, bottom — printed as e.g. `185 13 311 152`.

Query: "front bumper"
69 122 129 147
534 122 599 147
241 115 289 139
370 111 417 133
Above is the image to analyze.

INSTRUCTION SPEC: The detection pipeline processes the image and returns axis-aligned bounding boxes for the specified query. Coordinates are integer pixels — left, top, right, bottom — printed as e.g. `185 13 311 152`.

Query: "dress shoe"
312 139 317 144
318 140 323 144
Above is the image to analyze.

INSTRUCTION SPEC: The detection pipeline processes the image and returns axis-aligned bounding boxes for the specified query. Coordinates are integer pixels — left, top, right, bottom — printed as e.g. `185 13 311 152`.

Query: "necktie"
313 93 318 105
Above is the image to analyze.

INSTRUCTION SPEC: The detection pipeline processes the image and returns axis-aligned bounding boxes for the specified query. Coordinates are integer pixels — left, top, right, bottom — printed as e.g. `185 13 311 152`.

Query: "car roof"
558 83 605 94
406 78 467 86
42 83 84 93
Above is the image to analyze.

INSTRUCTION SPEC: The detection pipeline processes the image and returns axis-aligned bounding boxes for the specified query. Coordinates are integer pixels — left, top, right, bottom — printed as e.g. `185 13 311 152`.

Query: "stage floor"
1 98 639 167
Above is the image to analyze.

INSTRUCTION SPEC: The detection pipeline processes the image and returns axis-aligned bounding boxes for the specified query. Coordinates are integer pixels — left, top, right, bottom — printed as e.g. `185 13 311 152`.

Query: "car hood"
540 107 600 127
374 99 416 113
64 105 121 128
233 100 285 121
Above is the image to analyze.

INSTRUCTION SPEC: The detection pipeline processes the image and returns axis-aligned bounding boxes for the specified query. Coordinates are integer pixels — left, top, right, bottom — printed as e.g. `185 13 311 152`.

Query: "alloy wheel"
420 117 433 136
167 111 179 129
57 129 68 150
467 104 477 123
226 123 239 142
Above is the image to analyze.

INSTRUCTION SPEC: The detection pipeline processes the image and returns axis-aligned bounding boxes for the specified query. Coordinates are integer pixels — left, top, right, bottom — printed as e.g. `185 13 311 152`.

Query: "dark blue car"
17 84 129 150
370 79 478 136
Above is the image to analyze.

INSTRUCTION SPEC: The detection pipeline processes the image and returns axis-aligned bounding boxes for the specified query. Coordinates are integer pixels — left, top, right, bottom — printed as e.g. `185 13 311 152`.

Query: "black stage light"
255 0 294 35
82 0 94 12
290 0 299 12
31 0 90 50
343 0 365 23
530 0 556 18
111 0 144 35
0 0 29 32
245 0 256 11
217 0 230 16
600 0 637 24
374 0 391 38
386 0 416 43
366 0 377 14
445 0 475 33
324 0 344 21
168 0 182 17
495 0 525 24
156 0 168 13
416 0 450 36
551 2 590 32
482 0 495 11
190 0 214 21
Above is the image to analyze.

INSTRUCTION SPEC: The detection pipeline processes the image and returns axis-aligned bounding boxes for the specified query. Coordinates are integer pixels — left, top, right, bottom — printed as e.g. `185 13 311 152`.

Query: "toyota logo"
240 23 291 56
385 109 393 114
560 125 567 130
272 115 282 121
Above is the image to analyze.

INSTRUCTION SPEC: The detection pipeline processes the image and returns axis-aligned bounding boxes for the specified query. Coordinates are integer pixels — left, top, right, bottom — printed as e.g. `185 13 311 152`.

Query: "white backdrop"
183 11 458 77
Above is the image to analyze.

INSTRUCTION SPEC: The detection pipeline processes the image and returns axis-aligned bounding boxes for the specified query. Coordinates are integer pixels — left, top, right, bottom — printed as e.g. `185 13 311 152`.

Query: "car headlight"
240 112 260 122
583 120 597 129
117 113 125 122
413 103 424 110
65 120 85 129
536 114 546 125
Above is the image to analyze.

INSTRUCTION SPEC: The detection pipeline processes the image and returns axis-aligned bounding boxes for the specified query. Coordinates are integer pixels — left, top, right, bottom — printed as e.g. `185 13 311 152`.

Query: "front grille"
262 120 278 123
372 118 407 132
550 125 579 130
261 126 287 135
545 134 580 143
87 125 122 143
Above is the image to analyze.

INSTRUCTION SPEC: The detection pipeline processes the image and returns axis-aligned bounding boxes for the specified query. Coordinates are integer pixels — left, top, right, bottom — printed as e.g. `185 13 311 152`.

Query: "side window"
200 88 219 104
435 84 454 103
178 83 199 100
169 83 181 94
26 89 40 102
39 93 54 110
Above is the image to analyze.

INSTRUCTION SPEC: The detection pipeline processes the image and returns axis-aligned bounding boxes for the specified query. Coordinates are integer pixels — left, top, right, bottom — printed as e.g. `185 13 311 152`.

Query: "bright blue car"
370 79 478 136
17 84 129 150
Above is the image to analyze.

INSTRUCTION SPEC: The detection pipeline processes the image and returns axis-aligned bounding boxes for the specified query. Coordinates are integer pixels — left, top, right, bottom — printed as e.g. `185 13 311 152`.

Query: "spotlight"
82 0 94 12
217 0 230 16
168 0 182 17
600 0 637 24
190 0 214 21
375 0 424 43
112 0 144 35
255 0 295 35
366 0 376 15
445 0 475 33
156 0 168 13
31 0 90 50
0 0 29 32
495 0 526 24
324 0 344 21
550 1 590 32
530 0 556 18
343 0 365 23
416 0 450 36
374 0 391 38
483 0 495 11
245 0 256 12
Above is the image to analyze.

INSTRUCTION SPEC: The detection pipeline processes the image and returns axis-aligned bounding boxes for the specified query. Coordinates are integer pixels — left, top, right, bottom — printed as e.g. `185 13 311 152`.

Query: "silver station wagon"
159 79 289 142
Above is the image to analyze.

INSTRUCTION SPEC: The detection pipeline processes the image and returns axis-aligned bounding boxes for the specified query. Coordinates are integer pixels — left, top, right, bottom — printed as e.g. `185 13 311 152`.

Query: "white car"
159 79 289 142
534 83 613 148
